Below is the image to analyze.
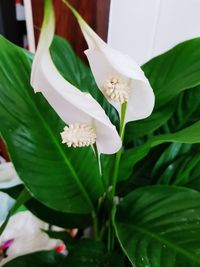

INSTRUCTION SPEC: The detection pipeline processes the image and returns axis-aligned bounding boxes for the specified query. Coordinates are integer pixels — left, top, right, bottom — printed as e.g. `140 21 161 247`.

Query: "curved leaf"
4 251 64 267
120 120 200 181
125 38 200 140
144 38 200 108
1 185 91 228
114 186 200 267
59 239 125 267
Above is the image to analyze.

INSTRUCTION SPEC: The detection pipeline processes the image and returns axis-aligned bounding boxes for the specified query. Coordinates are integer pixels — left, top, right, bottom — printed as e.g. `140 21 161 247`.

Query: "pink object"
2 240 14 250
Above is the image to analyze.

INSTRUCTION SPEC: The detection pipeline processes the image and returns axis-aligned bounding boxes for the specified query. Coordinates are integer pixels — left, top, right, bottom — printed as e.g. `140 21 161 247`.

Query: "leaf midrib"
117 222 200 264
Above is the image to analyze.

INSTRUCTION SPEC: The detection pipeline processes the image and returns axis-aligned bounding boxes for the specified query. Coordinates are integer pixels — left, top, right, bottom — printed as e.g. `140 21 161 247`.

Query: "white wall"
108 0 200 65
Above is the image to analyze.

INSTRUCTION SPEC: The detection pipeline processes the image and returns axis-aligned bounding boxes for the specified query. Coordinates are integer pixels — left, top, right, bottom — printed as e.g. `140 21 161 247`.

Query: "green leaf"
101 252 125 267
125 38 200 140
2 185 92 228
167 86 200 132
60 239 105 267
120 120 200 181
114 186 200 267
157 152 200 186
0 36 103 214
45 231 75 249
26 198 92 228
125 101 176 141
151 143 189 179
60 239 125 267
144 38 200 108
4 251 64 267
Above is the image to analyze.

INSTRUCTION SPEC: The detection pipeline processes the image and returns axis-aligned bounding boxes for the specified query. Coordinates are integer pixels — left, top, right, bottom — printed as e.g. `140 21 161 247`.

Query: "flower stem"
112 102 127 197
93 143 108 192
107 102 127 251
92 211 99 240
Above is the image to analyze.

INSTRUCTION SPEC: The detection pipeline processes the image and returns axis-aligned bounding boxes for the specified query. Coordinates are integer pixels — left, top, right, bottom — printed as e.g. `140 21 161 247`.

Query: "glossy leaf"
114 186 200 267
4 251 64 267
167 86 200 132
60 239 105 267
125 38 200 141
151 143 190 178
144 38 200 108
120 120 200 181
60 239 125 267
154 145 200 186
0 36 103 214
2 185 92 229
125 101 176 141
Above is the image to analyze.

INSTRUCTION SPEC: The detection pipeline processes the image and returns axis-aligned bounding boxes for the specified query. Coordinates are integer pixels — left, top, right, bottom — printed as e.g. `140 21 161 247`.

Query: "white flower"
31 0 121 154
0 158 22 189
0 193 15 223
0 211 63 266
63 0 155 124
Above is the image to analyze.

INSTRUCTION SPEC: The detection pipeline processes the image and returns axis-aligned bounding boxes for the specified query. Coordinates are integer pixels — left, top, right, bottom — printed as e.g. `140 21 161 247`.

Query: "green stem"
93 143 107 193
107 102 127 251
107 222 112 251
112 102 127 197
92 211 99 240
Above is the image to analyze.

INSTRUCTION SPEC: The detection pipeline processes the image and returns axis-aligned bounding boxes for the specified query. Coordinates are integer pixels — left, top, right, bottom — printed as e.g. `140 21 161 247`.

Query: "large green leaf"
114 186 200 267
1 185 91 228
4 251 64 267
125 38 200 141
120 120 200 181
125 101 176 141
144 38 200 108
0 36 103 214
60 239 105 267
151 143 191 179
166 86 200 132
152 144 200 186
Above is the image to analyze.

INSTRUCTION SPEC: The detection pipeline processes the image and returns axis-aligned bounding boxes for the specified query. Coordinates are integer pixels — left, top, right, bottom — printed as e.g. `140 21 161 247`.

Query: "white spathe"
63 1 155 124
0 211 61 266
31 0 121 154
0 159 22 189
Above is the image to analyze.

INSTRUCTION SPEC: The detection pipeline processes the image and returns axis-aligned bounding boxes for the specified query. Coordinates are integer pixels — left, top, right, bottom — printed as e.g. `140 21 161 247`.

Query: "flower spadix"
63 0 155 124
31 0 121 154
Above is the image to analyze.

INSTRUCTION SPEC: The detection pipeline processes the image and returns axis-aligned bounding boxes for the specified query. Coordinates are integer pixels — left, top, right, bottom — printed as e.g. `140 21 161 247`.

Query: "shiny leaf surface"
114 186 200 267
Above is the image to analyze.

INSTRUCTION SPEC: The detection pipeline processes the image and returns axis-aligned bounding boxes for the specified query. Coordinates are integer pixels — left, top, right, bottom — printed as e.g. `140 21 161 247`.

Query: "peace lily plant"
0 0 200 266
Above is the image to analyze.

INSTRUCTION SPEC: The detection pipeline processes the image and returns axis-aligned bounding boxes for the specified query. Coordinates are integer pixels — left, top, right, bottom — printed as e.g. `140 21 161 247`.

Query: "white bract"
0 157 22 189
31 0 121 154
63 0 155 123
0 211 63 266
